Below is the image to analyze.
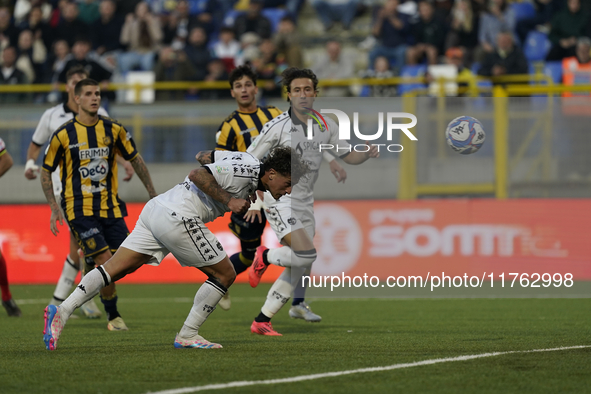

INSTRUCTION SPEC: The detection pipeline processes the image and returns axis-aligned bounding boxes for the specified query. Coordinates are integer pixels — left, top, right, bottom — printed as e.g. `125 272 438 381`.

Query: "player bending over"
43 147 308 350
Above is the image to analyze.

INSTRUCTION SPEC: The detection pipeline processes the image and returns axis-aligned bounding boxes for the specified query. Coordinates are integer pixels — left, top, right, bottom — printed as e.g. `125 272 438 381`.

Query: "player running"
0 138 21 317
42 147 307 350
24 65 134 318
216 65 346 318
246 67 379 336
40 78 157 332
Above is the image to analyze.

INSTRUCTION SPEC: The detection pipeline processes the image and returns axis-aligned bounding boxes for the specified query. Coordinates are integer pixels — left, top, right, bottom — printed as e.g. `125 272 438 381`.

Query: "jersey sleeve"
31 109 53 146
203 160 236 191
215 121 236 151
246 121 280 159
0 138 6 157
42 133 65 172
114 124 139 161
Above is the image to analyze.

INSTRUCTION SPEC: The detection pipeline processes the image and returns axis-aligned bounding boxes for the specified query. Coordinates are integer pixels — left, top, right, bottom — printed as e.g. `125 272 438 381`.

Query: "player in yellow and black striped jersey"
41 79 157 331
215 105 283 152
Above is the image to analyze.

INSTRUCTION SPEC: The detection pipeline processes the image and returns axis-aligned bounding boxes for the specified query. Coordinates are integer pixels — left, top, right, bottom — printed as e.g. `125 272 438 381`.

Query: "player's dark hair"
280 67 319 102
263 146 309 184
74 78 99 96
229 65 257 88
66 65 89 82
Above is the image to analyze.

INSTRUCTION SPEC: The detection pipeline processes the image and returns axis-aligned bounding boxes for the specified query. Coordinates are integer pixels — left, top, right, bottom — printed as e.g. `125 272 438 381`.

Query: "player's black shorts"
228 210 267 241
68 216 130 257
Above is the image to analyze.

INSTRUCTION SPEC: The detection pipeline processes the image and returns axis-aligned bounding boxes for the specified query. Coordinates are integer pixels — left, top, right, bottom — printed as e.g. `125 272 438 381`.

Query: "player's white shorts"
121 199 227 268
265 192 315 243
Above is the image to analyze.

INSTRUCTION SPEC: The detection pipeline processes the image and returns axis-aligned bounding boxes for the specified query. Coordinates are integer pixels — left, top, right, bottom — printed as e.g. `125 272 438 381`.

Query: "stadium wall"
1 199 589 285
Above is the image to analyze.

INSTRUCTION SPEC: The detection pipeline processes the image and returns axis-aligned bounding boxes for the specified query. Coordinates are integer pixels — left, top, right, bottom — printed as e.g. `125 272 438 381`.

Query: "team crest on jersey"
215 165 230 174
86 238 96 250
103 136 112 145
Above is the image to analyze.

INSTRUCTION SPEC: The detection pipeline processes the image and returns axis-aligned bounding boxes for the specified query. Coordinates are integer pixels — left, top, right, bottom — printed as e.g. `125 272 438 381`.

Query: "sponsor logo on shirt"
68 142 87 149
79 158 109 182
79 147 110 160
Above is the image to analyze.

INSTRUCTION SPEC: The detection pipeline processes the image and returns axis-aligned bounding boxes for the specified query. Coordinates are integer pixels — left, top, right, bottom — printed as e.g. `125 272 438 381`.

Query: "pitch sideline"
146 345 590 394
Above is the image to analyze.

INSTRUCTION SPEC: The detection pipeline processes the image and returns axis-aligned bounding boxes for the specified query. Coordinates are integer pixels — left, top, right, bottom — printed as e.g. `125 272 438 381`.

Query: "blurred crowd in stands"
0 0 590 102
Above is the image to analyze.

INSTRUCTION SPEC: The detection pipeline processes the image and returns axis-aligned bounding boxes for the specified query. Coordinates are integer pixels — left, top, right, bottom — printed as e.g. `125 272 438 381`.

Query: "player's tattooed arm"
195 150 214 165
189 168 250 214
129 154 157 199
40 169 64 236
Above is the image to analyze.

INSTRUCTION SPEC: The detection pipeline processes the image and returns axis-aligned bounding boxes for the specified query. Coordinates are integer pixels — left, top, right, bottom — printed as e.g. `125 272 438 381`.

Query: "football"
445 116 486 154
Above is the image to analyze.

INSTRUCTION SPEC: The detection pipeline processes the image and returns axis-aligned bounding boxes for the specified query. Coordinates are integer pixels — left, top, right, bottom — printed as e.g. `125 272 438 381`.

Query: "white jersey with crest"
247 110 350 208
33 103 109 195
155 150 261 223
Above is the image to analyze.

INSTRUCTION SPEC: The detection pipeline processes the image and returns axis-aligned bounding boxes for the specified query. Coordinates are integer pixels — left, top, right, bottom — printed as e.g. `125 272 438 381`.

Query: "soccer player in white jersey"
246 67 379 336
42 147 308 350
24 66 134 318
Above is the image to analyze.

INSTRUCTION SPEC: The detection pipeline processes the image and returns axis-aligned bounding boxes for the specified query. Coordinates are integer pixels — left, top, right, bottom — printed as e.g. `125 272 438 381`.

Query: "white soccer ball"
445 116 486 155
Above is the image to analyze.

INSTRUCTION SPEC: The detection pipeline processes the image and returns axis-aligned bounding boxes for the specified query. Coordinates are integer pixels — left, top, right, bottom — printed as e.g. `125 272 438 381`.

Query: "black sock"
292 298 304 306
100 295 121 321
254 311 271 323
240 238 261 261
229 252 250 275
262 249 270 265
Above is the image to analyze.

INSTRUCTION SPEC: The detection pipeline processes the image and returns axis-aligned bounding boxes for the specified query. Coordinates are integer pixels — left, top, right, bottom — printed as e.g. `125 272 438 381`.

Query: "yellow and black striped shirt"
42 115 138 221
215 105 283 152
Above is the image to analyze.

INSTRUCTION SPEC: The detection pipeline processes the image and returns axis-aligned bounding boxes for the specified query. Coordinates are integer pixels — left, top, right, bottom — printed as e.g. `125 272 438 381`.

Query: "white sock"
267 247 316 268
261 274 293 318
51 256 80 305
59 266 111 318
179 279 226 339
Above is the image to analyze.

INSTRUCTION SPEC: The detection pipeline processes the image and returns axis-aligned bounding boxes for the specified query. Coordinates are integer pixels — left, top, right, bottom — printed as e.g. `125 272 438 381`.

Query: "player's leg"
0 250 21 317
49 235 80 306
43 247 152 350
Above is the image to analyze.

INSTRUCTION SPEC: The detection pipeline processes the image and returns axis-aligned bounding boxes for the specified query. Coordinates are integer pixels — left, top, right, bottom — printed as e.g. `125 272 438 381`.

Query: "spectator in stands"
273 16 303 68
478 0 516 60
446 0 479 59
57 38 114 100
16 28 46 83
212 27 240 72
54 2 89 47
91 0 124 56
235 32 260 67
13 0 52 25
562 36 591 81
312 39 354 96
546 0 589 61
200 58 231 99
184 26 211 81
234 0 272 40
478 31 528 77
119 1 162 74
250 38 284 97
516 0 564 45
359 55 397 97
407 0 447 65
369 0 410 72
263 0 305 21
45 39 69 83
78 0 100 25
0 46 29 103
311 0 360 32
115 0 142 17
0 6 19 51
18 6 52 52
154 46 196 100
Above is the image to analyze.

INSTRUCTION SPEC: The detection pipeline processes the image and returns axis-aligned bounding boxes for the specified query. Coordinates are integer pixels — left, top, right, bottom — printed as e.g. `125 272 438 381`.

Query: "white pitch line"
146 345 590 394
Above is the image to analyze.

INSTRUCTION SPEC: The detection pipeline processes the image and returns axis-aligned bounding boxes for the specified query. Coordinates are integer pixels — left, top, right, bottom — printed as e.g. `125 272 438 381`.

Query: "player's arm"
323 151 347 183
41 168 64 236
195 150 214 165
116 154 134 181
246 122 280 159
341 145 380 165
25 142 42 179
26 110 52 179
189 167 250 214
129 155 157 199
0 148 14 177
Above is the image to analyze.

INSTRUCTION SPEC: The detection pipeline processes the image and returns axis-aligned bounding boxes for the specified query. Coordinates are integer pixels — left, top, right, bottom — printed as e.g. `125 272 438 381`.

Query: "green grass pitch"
1 283 590 394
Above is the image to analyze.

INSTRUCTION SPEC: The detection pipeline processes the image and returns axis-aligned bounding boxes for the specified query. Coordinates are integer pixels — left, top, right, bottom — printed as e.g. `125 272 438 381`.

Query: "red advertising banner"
1 200 590 284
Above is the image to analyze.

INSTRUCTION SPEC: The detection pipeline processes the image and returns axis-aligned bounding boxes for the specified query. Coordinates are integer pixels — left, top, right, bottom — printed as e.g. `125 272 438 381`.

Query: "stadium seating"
262 8 289 32
398 64 427 94
511 2 537 22
524 31 551 62
544 61 563 84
